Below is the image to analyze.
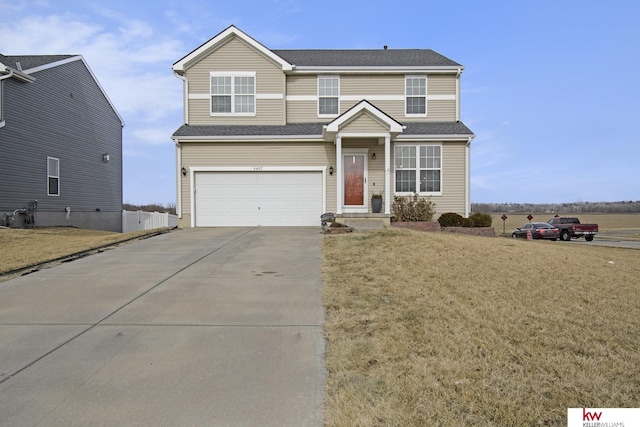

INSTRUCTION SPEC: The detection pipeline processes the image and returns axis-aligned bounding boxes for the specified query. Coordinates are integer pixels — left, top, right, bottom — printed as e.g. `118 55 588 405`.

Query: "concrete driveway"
0 227 325 426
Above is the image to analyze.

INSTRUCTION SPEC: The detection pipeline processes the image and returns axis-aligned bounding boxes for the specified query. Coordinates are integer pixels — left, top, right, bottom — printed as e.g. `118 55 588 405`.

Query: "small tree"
392 193 436 222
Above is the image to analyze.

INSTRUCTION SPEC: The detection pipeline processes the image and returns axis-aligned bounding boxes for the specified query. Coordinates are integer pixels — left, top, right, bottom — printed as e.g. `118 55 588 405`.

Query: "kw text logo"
583 408 603 421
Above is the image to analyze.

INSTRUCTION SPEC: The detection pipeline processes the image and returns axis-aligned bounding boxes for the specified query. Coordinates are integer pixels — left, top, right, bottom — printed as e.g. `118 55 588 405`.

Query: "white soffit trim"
173 25 293 72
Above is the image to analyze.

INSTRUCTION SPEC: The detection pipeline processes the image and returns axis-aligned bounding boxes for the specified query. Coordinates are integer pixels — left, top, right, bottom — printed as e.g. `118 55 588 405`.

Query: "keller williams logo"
583 408 603 421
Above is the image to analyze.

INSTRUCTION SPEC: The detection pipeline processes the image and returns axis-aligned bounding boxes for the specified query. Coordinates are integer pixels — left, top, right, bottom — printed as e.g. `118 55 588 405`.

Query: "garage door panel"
195 171 322 227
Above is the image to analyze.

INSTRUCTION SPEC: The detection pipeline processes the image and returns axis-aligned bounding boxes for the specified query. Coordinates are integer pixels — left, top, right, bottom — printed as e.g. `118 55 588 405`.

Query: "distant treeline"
472 201 640 214
123 203 176 214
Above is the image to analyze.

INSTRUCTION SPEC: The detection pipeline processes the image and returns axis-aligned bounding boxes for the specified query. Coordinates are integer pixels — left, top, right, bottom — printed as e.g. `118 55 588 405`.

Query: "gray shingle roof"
403 121 474 136
0 54 75 71
273 49 461 68
173 123 325 137
173 121 473 138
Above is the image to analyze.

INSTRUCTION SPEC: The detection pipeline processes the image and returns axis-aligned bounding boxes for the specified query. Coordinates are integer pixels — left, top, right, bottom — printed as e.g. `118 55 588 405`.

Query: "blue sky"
1 0 638 205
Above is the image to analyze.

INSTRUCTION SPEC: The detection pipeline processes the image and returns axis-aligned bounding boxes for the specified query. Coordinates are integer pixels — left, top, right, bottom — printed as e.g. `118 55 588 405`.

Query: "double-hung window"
394 145 441 194
318 76 339 116
210 72 255 115
47 157 60 196
405 76 426 116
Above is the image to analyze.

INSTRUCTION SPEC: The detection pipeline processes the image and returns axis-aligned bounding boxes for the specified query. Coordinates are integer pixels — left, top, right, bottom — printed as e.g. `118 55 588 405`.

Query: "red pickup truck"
547 216 598 241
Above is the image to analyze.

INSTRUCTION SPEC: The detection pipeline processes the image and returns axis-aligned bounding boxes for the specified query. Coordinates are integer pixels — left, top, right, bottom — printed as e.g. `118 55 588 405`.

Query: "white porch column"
336 135 342 214
384 135 391 214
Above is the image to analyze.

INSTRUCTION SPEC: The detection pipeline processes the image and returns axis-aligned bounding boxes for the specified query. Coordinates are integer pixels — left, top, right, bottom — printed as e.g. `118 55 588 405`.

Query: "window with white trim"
318 76 339 116
405 76 426 116
210 73 255 115
394 144 441 194
47 157 60 196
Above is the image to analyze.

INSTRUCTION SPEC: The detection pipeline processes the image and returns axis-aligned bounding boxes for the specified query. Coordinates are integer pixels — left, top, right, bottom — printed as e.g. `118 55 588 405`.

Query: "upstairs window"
47 157 60 196
318 76 339 116
394 144 441 194
405 76 426 116
210 73 255 115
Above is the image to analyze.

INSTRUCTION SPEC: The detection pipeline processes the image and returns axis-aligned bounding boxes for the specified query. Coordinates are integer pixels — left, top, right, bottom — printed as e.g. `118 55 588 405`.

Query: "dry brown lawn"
322 228 640 426
0 227 167 275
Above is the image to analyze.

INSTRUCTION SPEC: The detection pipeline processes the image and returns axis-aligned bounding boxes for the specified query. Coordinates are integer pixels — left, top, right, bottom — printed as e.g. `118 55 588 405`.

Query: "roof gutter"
288 65 462 75
395 134 475 141
172 134 326 143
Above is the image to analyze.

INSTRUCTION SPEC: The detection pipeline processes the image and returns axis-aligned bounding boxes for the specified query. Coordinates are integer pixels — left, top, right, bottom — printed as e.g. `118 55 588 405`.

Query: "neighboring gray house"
1 54 124 232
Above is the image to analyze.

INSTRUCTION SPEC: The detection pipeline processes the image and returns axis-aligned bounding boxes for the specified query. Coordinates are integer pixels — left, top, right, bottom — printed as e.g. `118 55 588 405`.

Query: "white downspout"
336 136 342 214
455 68 462 122
384 135 391 214
173 71 188 124
465 137 473 217
175 139 182 219
172 71 188 220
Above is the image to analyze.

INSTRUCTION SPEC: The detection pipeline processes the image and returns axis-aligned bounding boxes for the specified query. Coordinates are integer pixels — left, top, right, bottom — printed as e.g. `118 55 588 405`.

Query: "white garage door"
194 171 323 226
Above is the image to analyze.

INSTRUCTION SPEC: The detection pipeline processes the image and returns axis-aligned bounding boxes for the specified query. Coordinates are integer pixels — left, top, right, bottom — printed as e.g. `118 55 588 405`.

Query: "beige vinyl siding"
188 98 284 125
184 36 285 125
287 100 321 123
426 74 457 121
286 75 317 96
285 73 458 122
341 75 404 95
428 74 456 95
341 113 389 134
180 142 337 215
425 100 456 121
432 142 467 215
286 75 323 123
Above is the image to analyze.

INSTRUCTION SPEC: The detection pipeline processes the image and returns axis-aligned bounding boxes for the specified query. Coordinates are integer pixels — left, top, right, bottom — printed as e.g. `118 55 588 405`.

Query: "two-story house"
0 54 124 232
171 25 474 227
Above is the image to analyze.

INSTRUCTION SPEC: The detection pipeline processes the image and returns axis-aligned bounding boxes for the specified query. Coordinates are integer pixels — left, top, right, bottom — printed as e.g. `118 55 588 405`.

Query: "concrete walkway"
0 227 325 426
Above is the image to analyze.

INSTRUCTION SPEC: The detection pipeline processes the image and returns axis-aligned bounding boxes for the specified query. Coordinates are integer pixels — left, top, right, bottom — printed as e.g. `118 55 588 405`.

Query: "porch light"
372 152 376 160
103 153 110 163
329 166 334 176
181 167 187 176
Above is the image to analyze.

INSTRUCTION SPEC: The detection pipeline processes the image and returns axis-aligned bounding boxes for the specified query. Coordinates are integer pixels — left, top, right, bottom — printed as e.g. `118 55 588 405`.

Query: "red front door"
343 154 365 206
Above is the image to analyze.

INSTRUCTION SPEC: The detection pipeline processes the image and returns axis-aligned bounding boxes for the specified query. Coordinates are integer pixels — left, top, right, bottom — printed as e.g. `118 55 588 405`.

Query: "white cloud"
0 12 185 124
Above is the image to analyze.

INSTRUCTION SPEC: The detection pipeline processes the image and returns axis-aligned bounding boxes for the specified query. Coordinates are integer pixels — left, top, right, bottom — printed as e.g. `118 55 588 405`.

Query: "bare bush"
392 193 435 222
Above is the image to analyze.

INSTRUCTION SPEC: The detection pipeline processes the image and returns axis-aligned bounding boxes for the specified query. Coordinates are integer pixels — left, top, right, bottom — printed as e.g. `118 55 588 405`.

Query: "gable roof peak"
324 99 405 136
172 25 293 73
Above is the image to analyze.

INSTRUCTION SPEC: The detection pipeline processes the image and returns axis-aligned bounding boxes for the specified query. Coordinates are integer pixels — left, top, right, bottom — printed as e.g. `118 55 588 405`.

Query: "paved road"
0 227 325 426
571 238 640 250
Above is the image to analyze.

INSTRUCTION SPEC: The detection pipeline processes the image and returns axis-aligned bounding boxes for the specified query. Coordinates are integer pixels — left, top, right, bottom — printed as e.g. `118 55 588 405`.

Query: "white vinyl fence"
122 210 178 233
